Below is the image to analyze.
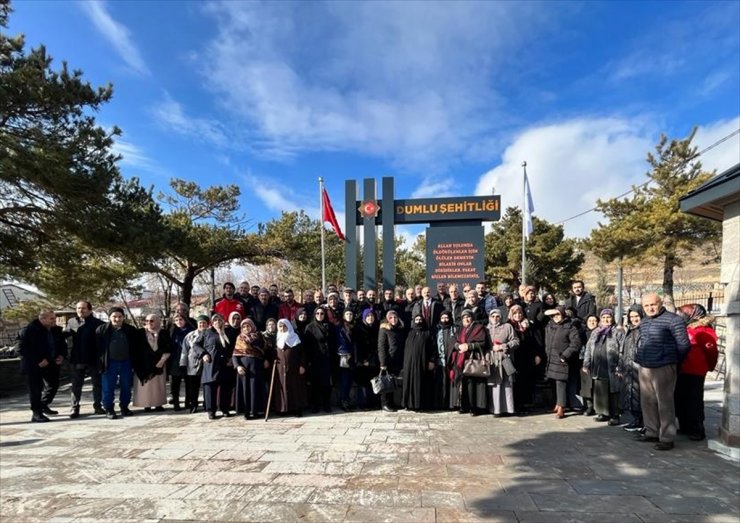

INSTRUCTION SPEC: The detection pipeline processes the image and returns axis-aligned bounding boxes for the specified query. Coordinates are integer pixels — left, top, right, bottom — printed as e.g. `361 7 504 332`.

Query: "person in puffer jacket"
675 304 719 442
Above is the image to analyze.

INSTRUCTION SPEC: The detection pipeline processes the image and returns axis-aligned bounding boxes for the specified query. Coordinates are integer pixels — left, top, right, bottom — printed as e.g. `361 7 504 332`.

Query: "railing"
673 289 725 313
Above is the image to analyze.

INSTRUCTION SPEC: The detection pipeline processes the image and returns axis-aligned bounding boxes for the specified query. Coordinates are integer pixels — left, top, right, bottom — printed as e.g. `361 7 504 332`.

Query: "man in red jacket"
676 304 719 442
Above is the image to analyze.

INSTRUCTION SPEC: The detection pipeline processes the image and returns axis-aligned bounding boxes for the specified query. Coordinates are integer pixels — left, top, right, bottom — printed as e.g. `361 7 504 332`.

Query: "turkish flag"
322 188 346 241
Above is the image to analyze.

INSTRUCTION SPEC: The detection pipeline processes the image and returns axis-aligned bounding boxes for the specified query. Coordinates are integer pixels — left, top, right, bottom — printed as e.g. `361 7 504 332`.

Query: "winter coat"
356 321 380 369
378 319 406 371
412 300 444 334
636 308 690 368
446 297 466 327
95 322 150 381
544 318 580 382
192 328 232 384
65 315 104 366
680 321 719 376
584 327 624 394
564 292 597 320
303 320 336 386
619 325 641 412
181 329 205 376
17 319 67 374
487 322 520 385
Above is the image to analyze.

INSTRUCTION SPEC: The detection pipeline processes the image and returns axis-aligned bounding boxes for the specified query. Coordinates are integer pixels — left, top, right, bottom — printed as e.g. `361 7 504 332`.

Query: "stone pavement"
1 381 738 523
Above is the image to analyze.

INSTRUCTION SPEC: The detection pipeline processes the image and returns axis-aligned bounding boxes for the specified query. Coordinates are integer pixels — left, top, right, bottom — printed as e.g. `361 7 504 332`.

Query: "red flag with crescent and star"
321 188 346 241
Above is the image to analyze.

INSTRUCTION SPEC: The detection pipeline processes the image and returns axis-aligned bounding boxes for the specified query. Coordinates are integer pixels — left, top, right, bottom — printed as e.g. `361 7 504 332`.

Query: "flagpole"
319 177 326 294
521 161 527 287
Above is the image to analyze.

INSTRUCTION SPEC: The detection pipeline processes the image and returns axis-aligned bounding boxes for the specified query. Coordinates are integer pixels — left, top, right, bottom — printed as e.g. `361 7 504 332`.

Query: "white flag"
524 172 535 239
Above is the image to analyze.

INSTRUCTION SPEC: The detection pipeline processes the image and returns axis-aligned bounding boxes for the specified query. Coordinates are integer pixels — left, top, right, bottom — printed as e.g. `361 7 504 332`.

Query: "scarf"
276 319 300 349
234 319 264 358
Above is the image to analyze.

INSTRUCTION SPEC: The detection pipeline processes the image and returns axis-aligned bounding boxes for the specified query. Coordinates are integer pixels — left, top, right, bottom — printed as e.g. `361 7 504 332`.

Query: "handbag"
463 349 491 378
371 369 397 394
502 355 517 376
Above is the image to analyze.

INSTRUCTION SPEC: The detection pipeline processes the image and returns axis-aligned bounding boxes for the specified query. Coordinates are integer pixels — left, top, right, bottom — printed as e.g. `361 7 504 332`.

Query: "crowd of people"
17 279 719 451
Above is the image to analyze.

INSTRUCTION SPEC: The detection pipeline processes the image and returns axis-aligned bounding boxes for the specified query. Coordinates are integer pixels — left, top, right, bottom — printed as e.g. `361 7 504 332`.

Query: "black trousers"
70 363 102 409
170 375 183 405
675 374 706 437
184 375 201 409
27 364 60 413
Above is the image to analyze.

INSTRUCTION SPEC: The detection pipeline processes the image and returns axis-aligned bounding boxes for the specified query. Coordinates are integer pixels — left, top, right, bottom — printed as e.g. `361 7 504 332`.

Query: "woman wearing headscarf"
487 308 519 417
450 309 491 416
619 305 644 431
181 315 209 413
544 306 581 419
435 310 456 410
508 304 543 414
303 306 335 413
193 314 233 419
337 309 357 411
168 314 194 411
355 309 380 410
675 304 719 441
223 311 242 412
377 310 406 412
583 309 624 425
401 314 435 411
271 319 307 416
580 314 599 416
133 314 171 412
293 308 310 338
232 318 267 420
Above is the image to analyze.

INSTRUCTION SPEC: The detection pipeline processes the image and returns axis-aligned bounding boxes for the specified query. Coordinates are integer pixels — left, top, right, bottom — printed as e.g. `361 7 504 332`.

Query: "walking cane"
265 357 278 422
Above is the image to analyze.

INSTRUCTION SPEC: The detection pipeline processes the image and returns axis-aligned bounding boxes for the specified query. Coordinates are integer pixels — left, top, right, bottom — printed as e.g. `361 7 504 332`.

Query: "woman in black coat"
377 310 406 412
168 314 194 411
450 310 491 416
401 314 436 411
355 309 379 410
232 319 267 420
193 314 233 419
544 306 581 419
302 306 335 413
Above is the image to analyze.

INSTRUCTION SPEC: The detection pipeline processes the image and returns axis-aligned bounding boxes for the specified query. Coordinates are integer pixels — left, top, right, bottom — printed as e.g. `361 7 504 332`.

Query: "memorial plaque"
426 225 485 290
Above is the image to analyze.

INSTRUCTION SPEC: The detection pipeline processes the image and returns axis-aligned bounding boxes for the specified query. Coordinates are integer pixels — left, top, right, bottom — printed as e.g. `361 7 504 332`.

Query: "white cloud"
197 1 550 169
111 137 162 175
475 117 655 239
694 116 740 174
410 178 456 199
79 1 149 75
152 93 229 148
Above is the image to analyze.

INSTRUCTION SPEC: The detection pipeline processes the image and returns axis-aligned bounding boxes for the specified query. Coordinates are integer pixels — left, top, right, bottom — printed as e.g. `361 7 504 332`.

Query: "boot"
69 407 80 419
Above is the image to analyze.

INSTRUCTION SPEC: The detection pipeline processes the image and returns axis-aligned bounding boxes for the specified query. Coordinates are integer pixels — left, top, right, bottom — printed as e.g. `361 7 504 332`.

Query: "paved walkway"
1 381 738 522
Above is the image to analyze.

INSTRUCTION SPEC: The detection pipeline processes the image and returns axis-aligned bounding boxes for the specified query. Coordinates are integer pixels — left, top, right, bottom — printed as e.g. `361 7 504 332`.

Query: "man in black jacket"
564 280 597 321
17 310 67 422
96 307 142 419
65 301 105 418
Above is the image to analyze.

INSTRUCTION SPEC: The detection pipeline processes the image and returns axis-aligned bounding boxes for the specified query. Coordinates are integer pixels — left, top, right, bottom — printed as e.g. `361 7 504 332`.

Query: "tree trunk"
662 252 676 312
182 267 196 307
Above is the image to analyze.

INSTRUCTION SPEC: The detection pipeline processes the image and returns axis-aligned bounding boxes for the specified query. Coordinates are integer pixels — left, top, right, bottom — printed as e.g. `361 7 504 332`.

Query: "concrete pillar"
715 200 740 454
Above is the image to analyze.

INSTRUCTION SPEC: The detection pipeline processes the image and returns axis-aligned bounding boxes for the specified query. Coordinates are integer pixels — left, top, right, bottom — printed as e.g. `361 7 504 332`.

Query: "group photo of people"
18 279 718 451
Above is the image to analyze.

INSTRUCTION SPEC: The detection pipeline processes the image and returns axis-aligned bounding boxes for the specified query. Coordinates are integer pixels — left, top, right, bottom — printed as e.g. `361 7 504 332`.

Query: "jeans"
101 359 133 411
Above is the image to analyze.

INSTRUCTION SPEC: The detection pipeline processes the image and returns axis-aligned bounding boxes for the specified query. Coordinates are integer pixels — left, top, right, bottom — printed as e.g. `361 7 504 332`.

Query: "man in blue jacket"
634 293 690 450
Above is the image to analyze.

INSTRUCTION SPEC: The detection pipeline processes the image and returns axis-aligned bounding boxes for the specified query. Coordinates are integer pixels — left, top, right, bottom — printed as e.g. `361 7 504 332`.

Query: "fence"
673 289 725 313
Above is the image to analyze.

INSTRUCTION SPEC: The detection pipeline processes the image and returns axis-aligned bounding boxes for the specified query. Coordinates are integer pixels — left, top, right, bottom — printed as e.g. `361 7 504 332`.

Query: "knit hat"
600 308 614 317
108 306 124 316
361 308 376 322
196 314 210 322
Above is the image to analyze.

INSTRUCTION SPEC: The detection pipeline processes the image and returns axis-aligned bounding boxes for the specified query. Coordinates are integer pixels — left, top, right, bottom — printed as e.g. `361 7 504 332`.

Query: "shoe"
470 411 479 417
608 417 620 426
493 413 502 418
41 405 58 415
208 412 217 420
223 411 234 417
381 405 397 413
31 412 50 423
584 408 596 416
552 405 559 413
555 406 565 419
106 410 117 420
173 403 181 412
623 421 640 431
247 413 256 420
688 433 706 441
144 407 152 412
654 441 674 451
189 406 198 414
93 406 107 415
634 434 659 442
624 424 644 433
120 408 134 417
594 414 609 422
69 408 80 419
154 406 165 412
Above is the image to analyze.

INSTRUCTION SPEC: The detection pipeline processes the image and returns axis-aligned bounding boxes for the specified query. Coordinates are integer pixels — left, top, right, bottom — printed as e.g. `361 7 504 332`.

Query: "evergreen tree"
589 130 720 308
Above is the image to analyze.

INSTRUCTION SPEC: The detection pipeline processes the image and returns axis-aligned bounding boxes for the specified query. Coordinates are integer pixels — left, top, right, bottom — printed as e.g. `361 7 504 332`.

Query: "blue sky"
9 1 740 241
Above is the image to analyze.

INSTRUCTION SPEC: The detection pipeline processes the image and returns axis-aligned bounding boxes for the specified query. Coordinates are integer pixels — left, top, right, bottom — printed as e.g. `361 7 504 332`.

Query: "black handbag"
371 369 397 394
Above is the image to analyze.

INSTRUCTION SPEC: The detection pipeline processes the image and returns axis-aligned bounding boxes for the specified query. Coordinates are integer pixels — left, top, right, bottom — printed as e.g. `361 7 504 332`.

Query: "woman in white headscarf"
270 319 307 416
